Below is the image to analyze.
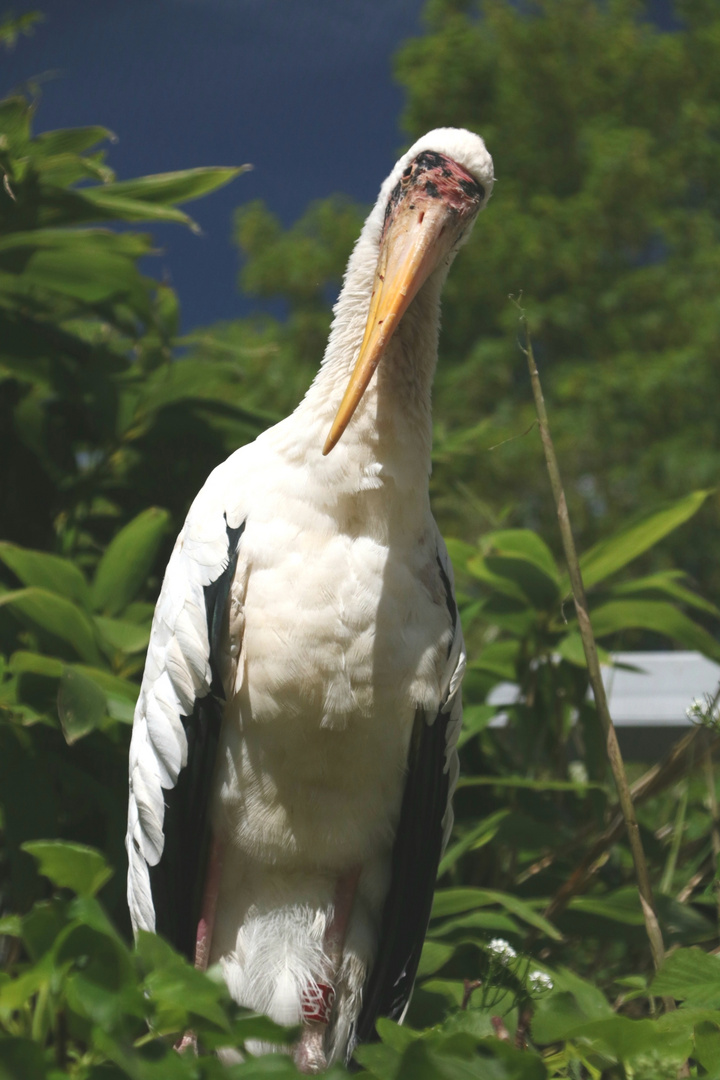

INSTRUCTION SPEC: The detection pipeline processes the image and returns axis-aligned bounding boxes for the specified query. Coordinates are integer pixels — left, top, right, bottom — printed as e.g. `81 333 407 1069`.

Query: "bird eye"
402 165 413 180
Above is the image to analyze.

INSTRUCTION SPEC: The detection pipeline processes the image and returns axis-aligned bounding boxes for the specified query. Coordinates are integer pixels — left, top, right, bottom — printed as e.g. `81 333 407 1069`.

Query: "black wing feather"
353 705 450 1047
149 517 244 960
352 553 457 1052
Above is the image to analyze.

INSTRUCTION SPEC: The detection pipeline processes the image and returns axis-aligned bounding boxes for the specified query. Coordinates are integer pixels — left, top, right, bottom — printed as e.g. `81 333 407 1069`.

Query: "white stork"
127 128 494 1072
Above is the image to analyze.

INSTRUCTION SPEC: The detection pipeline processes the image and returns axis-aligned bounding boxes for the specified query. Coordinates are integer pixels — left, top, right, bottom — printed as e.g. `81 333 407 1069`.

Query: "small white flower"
686 694 720 726
487 938 517 963
529 970 553 993
568 761 588 786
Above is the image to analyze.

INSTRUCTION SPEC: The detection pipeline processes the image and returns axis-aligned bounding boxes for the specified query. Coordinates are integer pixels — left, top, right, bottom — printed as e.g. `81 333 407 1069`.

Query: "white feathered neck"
264 129 494 491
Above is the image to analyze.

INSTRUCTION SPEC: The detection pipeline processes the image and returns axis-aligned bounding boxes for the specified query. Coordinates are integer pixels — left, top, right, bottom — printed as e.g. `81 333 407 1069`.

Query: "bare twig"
461 979 482 1010
514 301 666 974
543 727 718 921
491 1015 511 1042
704 741 720 925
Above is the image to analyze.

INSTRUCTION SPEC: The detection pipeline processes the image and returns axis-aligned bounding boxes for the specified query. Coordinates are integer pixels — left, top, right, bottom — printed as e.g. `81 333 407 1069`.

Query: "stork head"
323 128 494 455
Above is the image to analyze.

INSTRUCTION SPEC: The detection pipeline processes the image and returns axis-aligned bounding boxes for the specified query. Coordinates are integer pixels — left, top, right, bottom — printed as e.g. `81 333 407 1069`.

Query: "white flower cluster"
686 694 720 727
529 970 554 993
487 938 517 964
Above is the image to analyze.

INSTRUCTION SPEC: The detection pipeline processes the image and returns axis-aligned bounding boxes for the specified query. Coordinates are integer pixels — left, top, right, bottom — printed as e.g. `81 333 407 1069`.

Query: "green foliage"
0 88 263 562
400 0 720 597
0 843 297 1078
181 196 366 423
0 10 41 50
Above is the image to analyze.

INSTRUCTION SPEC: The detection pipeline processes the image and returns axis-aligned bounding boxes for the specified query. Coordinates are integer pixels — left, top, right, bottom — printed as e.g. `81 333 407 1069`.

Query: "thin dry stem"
515 303 666 974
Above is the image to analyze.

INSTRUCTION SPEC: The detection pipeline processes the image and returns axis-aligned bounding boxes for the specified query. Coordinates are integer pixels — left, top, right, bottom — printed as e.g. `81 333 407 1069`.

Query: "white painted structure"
488 652 720 757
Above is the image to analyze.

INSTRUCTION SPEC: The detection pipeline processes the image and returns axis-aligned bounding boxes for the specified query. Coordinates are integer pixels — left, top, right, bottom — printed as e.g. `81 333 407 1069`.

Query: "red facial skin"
380 151 485 245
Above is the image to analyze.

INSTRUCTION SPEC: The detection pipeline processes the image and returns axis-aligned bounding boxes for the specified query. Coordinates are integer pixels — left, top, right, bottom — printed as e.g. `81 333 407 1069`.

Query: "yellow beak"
322 197 459 455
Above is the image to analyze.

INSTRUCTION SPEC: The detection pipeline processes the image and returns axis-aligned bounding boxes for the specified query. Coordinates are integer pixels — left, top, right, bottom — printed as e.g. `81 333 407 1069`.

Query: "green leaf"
457 776 604 793
376 1017 420 1053
353 1039 403 1079
576 490 712 591
73 664 137 723
652 947 720 1007
22 840 113 898
556 631 611 668
0 587 102 664
482 530 560 609
589 599 720 661
568 888 645 926
0 914 22 937
438 810 510 876
431 888 562 940
91 507 170 615
57 667 108 743
57 922 141 1029
469 640 519 680
478 890 562 940
99 165 249 205
0 96 31 149
485 554 559 610
695 1020 720 1074
430 909 522 937
444 538 478 567
10 243 141 303
484 530 560 582
21 900 70 961
466 556 526 602
8 651 64 678
417 940 456 978
0 226 151 258
610 570 720 617
31 125 113 159
457 704 497 748
0 1037 49 1080
201 1010 294 1052
532 969 614 1043
0 542 90 608
0 954 57 1012
136 931 230 1031
95 614 151 655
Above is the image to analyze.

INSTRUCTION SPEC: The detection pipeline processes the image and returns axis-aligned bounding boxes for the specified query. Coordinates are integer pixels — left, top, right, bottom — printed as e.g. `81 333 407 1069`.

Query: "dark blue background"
2 0 680 330
2 0 426 328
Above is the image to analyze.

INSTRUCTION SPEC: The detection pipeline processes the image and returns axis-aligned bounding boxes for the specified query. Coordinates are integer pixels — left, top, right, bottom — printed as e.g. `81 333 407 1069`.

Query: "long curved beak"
322 198 458 455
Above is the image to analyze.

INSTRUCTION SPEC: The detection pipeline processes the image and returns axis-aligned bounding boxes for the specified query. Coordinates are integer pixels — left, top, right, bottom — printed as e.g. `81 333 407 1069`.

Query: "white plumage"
127 128 494 1071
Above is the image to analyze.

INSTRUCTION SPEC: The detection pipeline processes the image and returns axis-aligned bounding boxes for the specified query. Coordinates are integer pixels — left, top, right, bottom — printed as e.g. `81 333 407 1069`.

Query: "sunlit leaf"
431 888 562 940
456 703 497 748
438 809 509 876
0 587 102 664
576 490 712 591
99 165 249 206
95 614 151 655
469 640 519 680
22 840 113 898
91 507 170 615
8 651 64 678
652 948 720 1007
0 541 90 608
556 631 610 668
484 529 559 582
57 666 108 743
589 599 720 661
610 570 720 617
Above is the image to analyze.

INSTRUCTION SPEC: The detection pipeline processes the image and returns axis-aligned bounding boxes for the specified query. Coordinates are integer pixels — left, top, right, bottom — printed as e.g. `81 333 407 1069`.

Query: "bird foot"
294 1021 327 1074
175 1030 198 1054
